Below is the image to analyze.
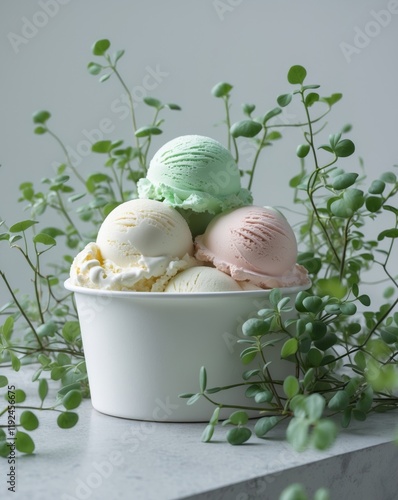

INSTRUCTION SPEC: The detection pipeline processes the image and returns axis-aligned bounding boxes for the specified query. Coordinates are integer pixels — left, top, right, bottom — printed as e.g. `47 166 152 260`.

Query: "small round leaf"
38 379 48 402
254 390 273 403
34 126 47 135
186 393 201 405
304 393 325 421
62 390 82 410
143 97 162 109
314 333 338 351
201 424 215 443
211 82 233 97
242 318 270 337
328 390 350 411
368 180 385 195
366 196 383 213
378 228 398 241
296 144 310 158
340 303 357 315
280 483 307 500
287 65 307 85
91 140 112 153
302 296 323 314
240 347 258 365
242 103 255 115
20 411 39 431
305 92 319 107
380 172 397 184
226 427 252 445
230 120 262 138
209 407 220 425
277 93 292 107
9 220 38 233
306 348 323 367
307 320 327 340
281 338 298 358
228 411 249 425
334 139 355 158
15 431 35 454
254 416 281 438
199 366 207 393
313 420 337 450
283 376 300 399
13 389 26 403
87 62 102 75
245 384 262 398
33 110 51 124
92 39 110 56
263 107 282 123
165 103 181 110
57 412 79 429
34 233 56 246
332 172 358 190
135 126 163 137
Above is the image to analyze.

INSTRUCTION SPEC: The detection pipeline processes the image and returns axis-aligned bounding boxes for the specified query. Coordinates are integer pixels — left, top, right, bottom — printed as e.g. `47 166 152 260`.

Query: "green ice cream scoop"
137 135 252 215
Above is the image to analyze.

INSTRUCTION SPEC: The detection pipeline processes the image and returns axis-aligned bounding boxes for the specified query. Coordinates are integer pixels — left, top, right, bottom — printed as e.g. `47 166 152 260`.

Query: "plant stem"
260 348 283 408
33 259 45 325
339 216 353 281
109 63 146 172
223 96 239 162
269 107 331 130
110 164 124 201
55 192 83 241
302 93 341 265
0 271 43 349
224 96 231 151
46 129 86 185
358 296 398 348
202 393 282 413
142 108 160 167
248 128 267 191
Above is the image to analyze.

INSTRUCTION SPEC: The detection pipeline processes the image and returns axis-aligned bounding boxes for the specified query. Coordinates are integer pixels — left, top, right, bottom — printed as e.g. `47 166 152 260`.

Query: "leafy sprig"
184 65 398 448
0 39 181 455
87 39 181 173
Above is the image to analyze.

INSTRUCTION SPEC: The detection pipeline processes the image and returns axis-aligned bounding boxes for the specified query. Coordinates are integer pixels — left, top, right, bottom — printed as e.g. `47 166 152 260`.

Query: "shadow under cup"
64 279 308 422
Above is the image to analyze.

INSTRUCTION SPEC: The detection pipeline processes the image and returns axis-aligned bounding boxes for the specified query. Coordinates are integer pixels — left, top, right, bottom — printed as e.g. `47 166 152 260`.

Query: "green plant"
279 483 330 500
182 65 398 448
0 38 181 456
0 40 397 457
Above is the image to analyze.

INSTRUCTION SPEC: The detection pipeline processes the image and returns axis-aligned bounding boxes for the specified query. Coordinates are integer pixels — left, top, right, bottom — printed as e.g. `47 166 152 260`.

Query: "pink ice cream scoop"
194 205 310 289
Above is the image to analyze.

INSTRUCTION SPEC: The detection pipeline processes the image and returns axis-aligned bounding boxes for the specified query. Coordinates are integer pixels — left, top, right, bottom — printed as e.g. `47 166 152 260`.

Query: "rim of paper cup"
64 278 311 299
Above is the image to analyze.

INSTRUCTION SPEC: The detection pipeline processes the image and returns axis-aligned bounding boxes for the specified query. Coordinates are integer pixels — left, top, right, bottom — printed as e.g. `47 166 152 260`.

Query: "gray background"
1 0 397 295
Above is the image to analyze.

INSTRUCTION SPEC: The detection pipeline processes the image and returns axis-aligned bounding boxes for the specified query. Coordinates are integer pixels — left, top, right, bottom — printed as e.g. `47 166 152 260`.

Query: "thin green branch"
46 129 86 185
0 271 43 349
247 128 268 191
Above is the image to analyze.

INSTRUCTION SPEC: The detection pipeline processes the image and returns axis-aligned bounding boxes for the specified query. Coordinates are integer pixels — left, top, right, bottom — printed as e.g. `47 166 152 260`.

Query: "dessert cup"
65 279 308 422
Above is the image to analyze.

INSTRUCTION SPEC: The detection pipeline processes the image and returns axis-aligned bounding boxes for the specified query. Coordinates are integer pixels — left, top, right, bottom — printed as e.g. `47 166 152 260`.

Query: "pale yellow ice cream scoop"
96 198 193 266
164 266 242 293
70 199 196 291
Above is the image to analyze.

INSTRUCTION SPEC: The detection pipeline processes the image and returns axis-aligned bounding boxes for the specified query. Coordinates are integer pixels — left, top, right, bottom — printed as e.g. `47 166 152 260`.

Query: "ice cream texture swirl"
137 135 252 214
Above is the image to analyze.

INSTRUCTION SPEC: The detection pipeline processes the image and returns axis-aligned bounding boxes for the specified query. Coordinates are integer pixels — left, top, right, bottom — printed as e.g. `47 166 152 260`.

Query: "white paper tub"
64 279 307 422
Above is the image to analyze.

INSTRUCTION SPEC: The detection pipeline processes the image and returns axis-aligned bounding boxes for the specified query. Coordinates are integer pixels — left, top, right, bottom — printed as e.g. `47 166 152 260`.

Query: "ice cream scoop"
164 266 242 293
96 198 193 266
70 199 196 291
137 135 252 219
194 205 310 289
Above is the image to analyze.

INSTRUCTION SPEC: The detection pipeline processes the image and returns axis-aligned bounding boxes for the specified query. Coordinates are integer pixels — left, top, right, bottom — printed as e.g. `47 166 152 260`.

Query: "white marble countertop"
1 369 398 500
